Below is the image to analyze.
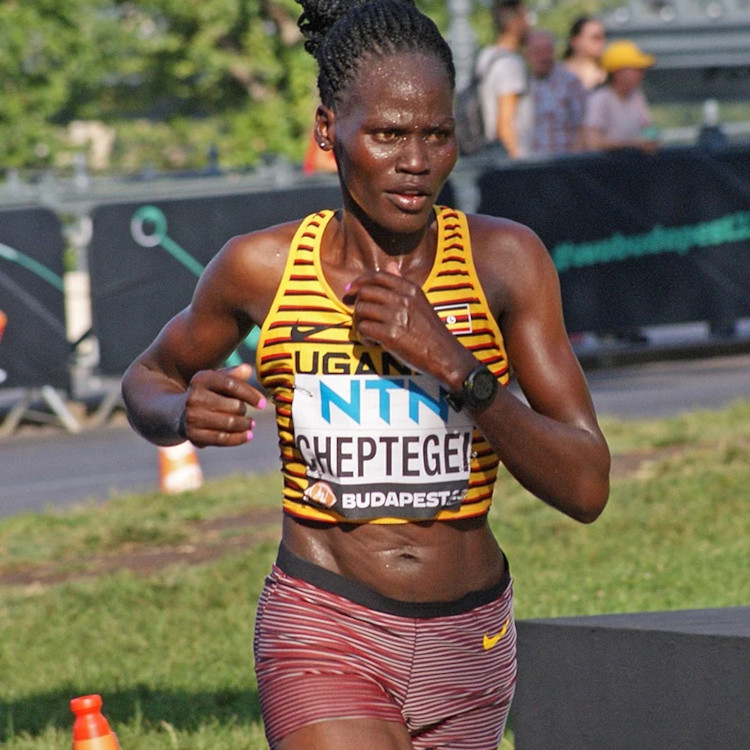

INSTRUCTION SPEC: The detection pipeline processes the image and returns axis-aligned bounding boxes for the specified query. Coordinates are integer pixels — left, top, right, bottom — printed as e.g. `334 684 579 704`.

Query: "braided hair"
296 0 455 110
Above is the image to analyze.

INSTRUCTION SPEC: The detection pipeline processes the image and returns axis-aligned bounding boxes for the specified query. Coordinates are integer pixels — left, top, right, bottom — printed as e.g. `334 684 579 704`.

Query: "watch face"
469 367 497 405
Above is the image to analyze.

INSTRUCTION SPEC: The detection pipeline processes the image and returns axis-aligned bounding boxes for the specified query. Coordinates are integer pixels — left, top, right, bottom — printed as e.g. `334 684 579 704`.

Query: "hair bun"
297 0 370 54
296 0 452 108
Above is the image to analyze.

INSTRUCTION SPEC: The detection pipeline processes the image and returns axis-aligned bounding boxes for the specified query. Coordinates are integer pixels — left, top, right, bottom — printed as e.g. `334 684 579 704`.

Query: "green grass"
2 399 749 749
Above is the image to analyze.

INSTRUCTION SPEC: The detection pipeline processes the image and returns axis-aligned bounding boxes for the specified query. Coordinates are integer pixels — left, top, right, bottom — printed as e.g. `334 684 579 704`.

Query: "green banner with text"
478 146 750 332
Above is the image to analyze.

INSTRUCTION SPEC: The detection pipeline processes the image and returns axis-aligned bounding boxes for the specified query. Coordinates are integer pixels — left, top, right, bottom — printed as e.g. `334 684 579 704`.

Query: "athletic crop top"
255 207 510 524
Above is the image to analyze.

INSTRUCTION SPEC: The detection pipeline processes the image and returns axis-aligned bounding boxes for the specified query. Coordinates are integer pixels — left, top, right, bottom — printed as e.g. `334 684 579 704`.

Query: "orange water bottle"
70 694 121 750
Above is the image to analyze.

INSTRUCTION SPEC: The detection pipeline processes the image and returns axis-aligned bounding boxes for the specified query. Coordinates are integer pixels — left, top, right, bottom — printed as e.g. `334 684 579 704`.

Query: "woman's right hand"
181 363 267 448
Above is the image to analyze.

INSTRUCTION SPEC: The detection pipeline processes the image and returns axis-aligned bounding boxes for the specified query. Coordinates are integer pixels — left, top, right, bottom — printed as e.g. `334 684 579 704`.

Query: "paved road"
0 408 281 517
1 353 749 518
583 354 750 418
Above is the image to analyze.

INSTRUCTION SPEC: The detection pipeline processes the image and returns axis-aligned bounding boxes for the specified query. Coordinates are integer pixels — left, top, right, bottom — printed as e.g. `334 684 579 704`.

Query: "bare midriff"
282 513 507 602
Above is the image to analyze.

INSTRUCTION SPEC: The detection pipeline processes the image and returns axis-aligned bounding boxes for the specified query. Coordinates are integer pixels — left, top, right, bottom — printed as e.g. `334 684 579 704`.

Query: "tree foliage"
0 0 609 173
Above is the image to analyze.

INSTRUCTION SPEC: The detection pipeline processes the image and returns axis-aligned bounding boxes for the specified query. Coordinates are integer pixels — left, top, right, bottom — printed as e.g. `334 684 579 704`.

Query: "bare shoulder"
216 219 301 281
465 212 548 264
199 218 304 323
464 212 557 314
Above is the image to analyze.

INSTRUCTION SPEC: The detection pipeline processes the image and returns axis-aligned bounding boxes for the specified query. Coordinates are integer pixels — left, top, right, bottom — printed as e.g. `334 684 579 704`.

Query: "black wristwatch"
446 364 498 412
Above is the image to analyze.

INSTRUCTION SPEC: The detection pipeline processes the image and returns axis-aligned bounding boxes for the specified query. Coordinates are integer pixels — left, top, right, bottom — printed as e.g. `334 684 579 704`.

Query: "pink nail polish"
246 431 254 442
344 281 352 292
257 397 267 410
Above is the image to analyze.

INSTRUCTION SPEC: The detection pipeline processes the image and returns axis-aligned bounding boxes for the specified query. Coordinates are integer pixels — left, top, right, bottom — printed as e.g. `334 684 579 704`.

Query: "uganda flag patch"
435 302 472 336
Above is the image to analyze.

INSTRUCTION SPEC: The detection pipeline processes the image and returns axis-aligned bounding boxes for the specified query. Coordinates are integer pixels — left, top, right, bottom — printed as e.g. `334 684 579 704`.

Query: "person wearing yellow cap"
583 39 659 154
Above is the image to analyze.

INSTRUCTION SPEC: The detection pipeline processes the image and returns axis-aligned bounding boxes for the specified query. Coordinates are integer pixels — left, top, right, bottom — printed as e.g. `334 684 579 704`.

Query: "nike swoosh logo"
289 323 336 342
483 617 510 650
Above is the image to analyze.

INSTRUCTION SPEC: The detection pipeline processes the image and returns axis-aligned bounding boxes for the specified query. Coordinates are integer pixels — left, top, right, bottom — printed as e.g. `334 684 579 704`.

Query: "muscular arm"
346 216 609 523
121 225 293 447
469 217 610 521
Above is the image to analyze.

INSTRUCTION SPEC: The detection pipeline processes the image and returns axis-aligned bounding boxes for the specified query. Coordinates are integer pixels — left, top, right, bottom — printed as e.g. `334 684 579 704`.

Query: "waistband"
275 543 511 619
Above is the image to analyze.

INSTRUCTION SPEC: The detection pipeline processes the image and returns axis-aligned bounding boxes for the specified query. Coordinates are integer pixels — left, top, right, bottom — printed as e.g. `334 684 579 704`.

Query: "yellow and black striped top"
256 207 509 524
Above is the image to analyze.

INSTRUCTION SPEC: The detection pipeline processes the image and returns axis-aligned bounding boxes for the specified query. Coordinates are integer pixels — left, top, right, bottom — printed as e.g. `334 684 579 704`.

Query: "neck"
497 31 519 52
336 201 436 277
612 81 635 99
534 66 554 81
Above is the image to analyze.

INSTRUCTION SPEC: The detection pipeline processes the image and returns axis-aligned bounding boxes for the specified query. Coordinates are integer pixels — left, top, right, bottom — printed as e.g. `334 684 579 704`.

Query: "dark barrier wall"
89 183 342 375
0 207 69 389
511 607 750 749
477 146 750 333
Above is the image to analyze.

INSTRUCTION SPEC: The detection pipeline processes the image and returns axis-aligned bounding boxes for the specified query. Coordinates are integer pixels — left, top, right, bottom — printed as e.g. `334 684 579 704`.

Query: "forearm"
498 119 519 159
497 95 520 159
470 387 610 523
121 361 188 446
347 261 609 523
435 344 608 522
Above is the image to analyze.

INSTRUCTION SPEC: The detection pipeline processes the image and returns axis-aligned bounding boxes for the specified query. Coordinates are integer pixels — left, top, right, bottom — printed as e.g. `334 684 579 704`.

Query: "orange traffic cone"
70 694 121 749
158 441 203 494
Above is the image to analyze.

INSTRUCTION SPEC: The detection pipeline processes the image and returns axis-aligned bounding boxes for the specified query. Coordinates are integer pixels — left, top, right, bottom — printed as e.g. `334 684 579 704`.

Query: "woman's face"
327 52 457 236
574 20 606 60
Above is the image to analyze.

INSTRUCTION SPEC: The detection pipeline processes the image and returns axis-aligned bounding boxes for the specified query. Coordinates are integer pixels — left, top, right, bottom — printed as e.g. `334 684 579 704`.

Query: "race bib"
292 373 474 520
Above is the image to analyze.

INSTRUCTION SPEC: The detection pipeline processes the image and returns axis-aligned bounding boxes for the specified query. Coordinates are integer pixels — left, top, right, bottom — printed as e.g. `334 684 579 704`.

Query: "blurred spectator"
477 0 532 159
522 29 587 157
563 16 607 92
583 39 659 155
581 40 657 346
697 99 728 152
205 143 222 176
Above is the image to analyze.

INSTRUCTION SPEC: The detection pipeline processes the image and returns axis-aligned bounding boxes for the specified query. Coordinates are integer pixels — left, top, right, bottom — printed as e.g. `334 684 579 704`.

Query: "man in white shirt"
478 0 531 159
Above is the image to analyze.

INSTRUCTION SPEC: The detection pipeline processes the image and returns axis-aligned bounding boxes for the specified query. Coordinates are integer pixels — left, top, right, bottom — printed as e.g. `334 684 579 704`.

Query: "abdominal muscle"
282 513 507 603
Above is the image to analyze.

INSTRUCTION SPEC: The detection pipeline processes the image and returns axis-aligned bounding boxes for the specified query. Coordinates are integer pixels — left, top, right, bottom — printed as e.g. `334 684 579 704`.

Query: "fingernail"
344 281 352 292
257 397 267 410
246 431 254 442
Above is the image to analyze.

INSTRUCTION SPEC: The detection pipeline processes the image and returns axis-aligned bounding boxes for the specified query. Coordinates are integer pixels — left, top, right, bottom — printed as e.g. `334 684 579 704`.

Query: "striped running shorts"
254 544 517 749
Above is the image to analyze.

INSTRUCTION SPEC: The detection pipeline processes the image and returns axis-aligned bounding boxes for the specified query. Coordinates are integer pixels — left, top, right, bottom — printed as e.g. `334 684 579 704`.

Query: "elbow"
573 494 608 524
560 440 611 523
570 460 611 524
537 470 609 524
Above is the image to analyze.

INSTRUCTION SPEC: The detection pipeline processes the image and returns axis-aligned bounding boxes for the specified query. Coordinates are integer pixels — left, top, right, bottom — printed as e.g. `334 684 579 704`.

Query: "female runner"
122 1 610 747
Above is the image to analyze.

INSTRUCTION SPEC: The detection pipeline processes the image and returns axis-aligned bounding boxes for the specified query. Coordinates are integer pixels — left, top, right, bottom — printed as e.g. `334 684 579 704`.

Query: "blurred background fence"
4 0 750 433
2 144 750 434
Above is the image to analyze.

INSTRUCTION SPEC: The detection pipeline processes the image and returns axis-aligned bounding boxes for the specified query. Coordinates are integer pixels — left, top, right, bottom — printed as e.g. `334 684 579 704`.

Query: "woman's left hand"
345 262 475 383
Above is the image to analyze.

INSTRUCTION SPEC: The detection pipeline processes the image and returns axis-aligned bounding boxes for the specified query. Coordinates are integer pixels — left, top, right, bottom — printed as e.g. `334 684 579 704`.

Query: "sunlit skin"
318 54 457 244
122 50 610 749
